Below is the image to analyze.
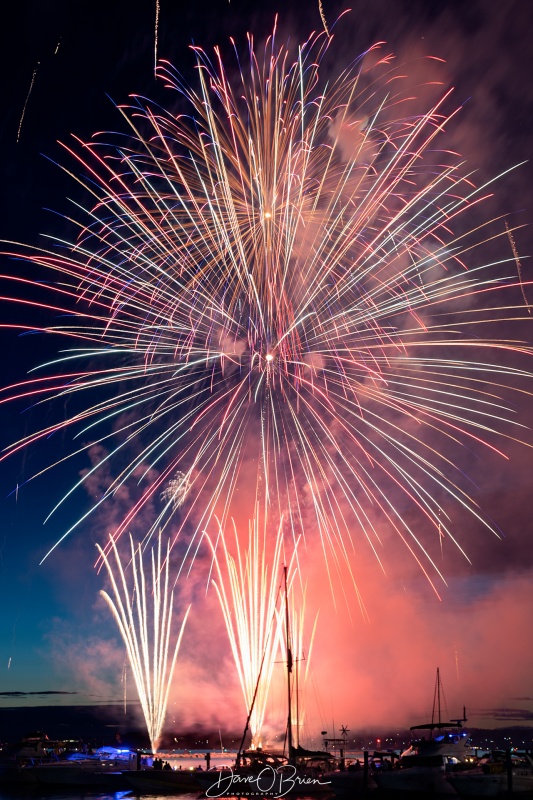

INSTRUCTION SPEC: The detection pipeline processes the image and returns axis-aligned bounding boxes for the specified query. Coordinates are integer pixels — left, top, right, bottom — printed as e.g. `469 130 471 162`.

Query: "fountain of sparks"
206 512 289 748
97 533 190 752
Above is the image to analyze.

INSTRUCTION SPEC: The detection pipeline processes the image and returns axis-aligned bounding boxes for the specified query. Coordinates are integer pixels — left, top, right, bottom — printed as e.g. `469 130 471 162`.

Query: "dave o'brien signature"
205 764 331 798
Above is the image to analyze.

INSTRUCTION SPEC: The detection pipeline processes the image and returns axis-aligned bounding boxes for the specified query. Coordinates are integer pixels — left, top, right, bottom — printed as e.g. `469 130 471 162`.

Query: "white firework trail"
206 513 288 748
97 532 190 752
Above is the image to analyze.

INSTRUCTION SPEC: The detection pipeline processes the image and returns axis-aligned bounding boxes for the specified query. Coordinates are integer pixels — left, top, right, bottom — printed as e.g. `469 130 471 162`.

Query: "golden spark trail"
206 513 287 747
318 0 330 37
154 0 160 75
97 533 190 752
505 220 530 314
17 63 39 143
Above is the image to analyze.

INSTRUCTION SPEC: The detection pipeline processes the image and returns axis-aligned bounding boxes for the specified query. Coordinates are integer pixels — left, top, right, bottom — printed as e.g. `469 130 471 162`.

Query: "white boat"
374 668 470 795
27 760 124 787
25 746 137 787
0 732 58 785
448 753 533 797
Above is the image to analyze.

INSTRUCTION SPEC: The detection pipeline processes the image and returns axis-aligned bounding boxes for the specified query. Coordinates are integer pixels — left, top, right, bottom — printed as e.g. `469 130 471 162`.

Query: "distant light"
264 211 272 219
266 353 274 362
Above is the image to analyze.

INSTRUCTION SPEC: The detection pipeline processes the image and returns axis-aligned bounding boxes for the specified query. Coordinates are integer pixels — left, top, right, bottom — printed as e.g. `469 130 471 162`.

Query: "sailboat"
196 566 336 797
373 667 470 795
447 751 533 798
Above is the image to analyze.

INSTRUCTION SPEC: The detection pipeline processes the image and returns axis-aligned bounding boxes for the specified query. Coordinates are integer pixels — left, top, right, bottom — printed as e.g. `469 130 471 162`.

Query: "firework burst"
1 26 531 597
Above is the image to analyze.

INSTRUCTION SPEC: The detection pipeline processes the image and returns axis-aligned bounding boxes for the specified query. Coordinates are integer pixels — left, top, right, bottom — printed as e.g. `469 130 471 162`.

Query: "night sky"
1 0 532 744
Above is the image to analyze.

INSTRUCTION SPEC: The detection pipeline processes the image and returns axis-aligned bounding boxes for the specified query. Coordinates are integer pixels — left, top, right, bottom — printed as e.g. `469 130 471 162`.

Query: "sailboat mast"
437 667 441 725
295 653 300 749
431 667 442 733
284 565 293 759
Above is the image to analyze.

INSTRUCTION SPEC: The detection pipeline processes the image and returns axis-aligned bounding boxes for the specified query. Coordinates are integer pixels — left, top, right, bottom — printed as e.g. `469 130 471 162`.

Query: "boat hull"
121 768 201 792
375 765 457 795
0 765 40 785
28 763 127 788
448 771 533 797
326 768 377 795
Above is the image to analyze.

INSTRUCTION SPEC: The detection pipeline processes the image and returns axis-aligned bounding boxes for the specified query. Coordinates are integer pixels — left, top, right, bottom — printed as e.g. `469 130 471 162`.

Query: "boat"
373 668 471 795
21 745 137 788
26 760 125 788
196 566 336 797
0 732 56 785
447 751 533 797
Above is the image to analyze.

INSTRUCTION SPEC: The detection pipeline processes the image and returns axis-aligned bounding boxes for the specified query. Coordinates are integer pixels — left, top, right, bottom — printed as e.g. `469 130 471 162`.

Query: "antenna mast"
284 565 294 761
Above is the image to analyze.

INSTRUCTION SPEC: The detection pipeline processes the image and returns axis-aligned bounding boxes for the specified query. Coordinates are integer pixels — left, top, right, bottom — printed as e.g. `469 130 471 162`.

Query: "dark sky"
0 0 532 741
